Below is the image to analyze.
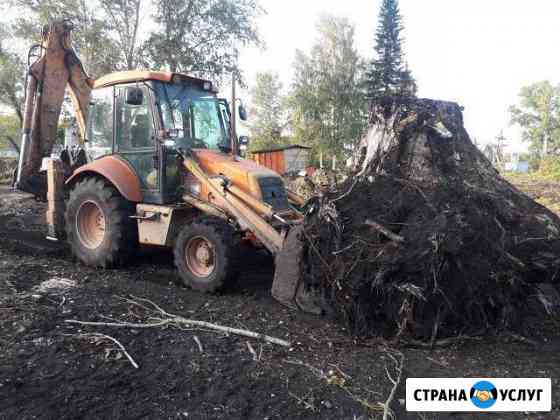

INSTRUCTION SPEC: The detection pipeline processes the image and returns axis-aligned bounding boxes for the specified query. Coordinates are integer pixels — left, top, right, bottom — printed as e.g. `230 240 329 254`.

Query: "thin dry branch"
365 219 405 243
288 390 318 412
193 335 204 353
283 358 326 379
77 332 139 369
382 350 405 420
65 297 291 347
246 341 263 361
66 319 172 329
403 335 483 349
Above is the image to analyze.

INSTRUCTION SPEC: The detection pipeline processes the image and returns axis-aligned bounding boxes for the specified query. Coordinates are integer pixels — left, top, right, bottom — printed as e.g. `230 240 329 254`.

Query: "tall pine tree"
365 0 417 99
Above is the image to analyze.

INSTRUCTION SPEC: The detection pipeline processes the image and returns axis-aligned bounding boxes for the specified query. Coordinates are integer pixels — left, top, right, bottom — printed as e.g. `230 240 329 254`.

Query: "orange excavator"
15 21 318 313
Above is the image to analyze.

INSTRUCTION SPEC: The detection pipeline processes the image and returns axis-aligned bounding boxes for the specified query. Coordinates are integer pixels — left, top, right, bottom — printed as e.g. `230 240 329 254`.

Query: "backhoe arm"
182 156 285 254
16 21 92 198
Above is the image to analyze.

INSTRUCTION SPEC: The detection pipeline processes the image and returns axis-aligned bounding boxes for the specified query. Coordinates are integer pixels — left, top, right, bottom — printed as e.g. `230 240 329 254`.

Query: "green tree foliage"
2 0 143 149
365 0 416 99
0 113 21 152
143 0 262 82
247 71 286 152
100 0 143 70
11 0 121 77
536 156 560 181
509 81 560 156
0 23 25 124
289 15 366 163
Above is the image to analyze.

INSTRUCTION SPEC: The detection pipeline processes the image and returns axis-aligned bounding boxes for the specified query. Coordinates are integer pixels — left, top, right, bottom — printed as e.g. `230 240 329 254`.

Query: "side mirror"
238 135 249 146
126 87 143 106
238 103 248 121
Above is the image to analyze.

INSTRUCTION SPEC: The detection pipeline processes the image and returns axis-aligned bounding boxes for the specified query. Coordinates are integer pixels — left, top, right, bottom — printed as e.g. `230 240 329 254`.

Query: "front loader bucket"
272 225 322 315
181 156 320 313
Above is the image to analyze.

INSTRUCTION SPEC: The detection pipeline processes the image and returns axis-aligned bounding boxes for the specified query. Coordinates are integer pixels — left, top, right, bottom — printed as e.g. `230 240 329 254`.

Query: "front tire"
173 218 240 293
65 177 136 268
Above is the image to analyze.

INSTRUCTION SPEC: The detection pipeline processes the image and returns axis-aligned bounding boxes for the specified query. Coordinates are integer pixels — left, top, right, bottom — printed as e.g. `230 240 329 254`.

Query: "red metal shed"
250 145 311 175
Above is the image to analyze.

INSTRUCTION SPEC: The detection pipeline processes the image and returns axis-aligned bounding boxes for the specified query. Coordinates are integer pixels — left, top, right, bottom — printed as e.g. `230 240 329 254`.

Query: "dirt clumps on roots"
298 97 560 340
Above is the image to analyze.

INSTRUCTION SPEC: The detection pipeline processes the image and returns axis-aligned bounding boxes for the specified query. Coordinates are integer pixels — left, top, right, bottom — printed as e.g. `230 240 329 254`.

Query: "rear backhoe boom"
16 20 91 198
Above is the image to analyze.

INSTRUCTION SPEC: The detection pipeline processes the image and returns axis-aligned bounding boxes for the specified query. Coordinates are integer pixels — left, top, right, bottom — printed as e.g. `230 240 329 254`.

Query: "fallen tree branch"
284 358 385 413
288 389 318 412
284 358 326 379
503 332 539 347
365 219 405 243
403 335 483 349
193 336 204 353
382 350 404 420
65 296 291 347
76 333 139 369
66 319 171 329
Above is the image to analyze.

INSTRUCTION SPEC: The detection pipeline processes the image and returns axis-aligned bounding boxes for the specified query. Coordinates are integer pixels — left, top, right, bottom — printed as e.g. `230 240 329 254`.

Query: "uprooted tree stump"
295 97 560 340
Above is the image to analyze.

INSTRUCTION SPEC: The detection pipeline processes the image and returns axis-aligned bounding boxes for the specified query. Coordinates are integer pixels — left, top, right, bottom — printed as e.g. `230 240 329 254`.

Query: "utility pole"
495 130 507 166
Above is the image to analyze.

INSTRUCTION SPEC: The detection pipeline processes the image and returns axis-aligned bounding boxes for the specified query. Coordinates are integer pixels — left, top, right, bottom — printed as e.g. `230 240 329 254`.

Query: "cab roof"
92 70 213 90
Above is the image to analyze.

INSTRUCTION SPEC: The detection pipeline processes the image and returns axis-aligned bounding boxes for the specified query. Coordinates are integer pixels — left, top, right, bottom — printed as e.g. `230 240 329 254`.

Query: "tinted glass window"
191 99 227 149
154 81 230 151
86 86 113 159
115 87 154 151
115 86 157 190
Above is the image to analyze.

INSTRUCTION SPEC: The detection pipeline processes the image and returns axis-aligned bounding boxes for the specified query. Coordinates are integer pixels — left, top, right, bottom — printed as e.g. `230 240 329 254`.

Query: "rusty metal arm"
226 184 275 218
182 194 229 221
16 21 92 197
182 157 285 254
67 60 93 142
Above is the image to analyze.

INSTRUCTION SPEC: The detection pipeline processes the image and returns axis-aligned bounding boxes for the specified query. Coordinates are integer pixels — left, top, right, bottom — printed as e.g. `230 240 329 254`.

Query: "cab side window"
115 86 154 151
115 86 158 190
86 86 113 159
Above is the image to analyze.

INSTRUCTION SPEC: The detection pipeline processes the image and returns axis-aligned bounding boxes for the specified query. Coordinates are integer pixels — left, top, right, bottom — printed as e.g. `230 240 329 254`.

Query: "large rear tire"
65 177 136 268
173 218 240 293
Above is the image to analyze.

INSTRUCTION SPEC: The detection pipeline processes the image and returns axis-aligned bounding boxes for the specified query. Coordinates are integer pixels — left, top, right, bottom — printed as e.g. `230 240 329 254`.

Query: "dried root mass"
299 97 560 339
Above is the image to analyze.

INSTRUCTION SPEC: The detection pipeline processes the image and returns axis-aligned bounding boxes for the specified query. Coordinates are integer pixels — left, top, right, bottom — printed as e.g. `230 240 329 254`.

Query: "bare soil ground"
0 186 559 420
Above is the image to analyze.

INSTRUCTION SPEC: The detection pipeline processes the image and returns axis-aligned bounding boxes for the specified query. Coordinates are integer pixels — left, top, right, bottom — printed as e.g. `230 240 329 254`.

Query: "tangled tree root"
296 97 560 340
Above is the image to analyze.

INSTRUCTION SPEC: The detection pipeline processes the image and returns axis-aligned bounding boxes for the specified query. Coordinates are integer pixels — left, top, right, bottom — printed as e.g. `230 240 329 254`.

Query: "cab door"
85 86 114 160
114 85 161 203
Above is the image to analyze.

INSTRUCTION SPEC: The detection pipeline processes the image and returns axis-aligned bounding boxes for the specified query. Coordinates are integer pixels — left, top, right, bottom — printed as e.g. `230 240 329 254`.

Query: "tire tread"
173 217 241 293
65 177 136 268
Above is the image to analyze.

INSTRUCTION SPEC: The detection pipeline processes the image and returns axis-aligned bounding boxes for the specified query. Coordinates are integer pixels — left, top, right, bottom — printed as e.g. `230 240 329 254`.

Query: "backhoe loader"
15 21 316 312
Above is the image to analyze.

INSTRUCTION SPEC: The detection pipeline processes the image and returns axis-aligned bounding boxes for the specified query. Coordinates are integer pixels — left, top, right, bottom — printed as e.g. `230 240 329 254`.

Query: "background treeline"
2 0 556 172
0 0 264 149
0 0 416 165
248 0 417 165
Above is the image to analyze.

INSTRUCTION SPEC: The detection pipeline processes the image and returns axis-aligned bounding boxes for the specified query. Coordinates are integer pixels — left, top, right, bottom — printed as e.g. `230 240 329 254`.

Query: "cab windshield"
154 81 231 151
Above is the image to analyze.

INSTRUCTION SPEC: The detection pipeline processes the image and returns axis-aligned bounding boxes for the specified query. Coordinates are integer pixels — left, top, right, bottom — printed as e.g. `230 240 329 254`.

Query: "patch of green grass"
535 156 560 182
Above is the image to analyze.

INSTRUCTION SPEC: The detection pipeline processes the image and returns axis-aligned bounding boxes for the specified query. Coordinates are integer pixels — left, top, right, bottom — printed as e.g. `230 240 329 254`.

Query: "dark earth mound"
298 98 560 340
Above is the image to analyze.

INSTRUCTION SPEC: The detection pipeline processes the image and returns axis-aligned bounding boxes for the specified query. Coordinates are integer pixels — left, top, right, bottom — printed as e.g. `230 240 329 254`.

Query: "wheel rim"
76 200 106 249
185 236 215 278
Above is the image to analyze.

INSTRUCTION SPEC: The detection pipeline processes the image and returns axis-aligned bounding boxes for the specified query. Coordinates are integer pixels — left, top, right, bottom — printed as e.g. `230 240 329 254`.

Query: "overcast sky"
239 0 560 150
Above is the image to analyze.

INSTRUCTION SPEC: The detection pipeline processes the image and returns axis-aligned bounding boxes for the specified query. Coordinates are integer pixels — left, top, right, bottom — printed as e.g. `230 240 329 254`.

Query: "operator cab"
85 71 236 204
